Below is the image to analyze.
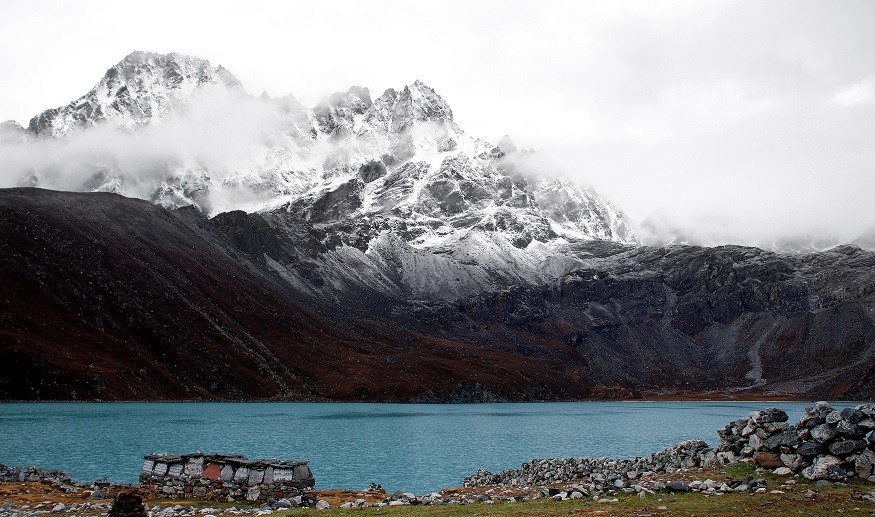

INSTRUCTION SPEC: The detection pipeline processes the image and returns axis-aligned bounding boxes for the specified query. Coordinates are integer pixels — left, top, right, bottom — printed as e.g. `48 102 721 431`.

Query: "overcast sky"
1 0 874 244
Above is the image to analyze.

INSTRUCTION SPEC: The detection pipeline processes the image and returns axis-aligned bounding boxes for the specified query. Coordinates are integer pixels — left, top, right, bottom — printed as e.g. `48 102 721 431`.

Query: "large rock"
828 439 867 456
108 492 147 517
763 429 798 449
233 466 250 483
802 455 848 481
748 434 764 451
220 465 234 483
666 481 690 492
799 402 832 428
811 424 838 443
753 452 784 468
750 408 789 425
796 441 825 456
780 453 805 470
841 408 864 424
856 450 875 479
836 420 864 437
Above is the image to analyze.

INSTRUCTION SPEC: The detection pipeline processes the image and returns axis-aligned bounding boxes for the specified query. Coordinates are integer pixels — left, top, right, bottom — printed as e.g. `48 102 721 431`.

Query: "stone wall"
717 402 875 481
0 465 72 484
465 402 875 488
139 454 314 502
464 439 713 488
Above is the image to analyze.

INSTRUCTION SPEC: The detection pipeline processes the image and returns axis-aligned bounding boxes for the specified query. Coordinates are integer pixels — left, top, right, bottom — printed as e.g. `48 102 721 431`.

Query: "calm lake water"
0 401 849 493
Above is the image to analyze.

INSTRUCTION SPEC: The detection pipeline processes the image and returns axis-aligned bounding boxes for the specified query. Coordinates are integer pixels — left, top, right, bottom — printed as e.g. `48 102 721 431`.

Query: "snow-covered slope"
5 51 637 270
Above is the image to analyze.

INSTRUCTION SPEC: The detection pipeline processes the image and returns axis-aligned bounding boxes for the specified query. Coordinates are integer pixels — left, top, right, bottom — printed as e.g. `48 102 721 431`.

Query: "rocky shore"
1 402 874 514
463 402 875 493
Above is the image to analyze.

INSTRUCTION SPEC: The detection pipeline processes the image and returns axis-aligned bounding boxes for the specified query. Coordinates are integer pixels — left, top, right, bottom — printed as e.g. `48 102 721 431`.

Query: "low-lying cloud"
0 87 305 214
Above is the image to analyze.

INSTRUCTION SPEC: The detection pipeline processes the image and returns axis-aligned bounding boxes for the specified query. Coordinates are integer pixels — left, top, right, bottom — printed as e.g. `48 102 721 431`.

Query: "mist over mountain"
0 52 634 248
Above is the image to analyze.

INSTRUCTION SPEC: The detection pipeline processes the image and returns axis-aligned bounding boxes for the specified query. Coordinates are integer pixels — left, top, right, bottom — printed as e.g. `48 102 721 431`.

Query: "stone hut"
139 453 314 502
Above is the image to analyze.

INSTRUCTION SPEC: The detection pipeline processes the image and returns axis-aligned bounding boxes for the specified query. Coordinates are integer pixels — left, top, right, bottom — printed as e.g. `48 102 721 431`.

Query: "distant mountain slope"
0 188 600 401
2 188 873 401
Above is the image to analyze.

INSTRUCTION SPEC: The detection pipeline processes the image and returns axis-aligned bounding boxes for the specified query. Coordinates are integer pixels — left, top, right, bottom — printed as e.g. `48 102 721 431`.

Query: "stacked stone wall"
717 402 875 481
138 453 314 502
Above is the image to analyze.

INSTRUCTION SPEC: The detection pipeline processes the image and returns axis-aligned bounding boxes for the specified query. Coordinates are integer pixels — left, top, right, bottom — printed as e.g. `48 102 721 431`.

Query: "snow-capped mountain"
6 51 636 257
27 51 242 137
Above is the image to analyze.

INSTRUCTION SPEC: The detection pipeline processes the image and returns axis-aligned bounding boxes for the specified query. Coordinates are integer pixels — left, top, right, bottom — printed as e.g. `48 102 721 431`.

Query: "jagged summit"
497 135 517 154
0 120 26 144
27 51 242 137
6 51 637 249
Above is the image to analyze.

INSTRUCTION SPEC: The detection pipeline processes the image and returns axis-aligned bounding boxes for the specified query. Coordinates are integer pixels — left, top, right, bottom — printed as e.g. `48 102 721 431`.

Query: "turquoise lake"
0 401 848 493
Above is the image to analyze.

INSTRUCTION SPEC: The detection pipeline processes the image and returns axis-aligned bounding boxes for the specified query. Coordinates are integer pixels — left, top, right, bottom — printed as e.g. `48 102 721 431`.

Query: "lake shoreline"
0 394 841 404
1 401 871 495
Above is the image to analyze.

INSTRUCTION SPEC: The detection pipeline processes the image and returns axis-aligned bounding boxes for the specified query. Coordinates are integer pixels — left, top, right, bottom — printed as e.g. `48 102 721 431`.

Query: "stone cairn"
139 453 314 502
717 402 875 481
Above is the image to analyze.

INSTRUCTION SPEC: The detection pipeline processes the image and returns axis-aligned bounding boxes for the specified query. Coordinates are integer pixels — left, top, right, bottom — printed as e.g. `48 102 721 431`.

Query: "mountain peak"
11 53 637 246
27 51 242 137
497 135 517 154
347 86 372 107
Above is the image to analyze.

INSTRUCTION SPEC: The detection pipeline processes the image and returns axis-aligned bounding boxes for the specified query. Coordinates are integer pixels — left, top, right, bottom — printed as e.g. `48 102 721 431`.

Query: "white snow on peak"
8 52 638 247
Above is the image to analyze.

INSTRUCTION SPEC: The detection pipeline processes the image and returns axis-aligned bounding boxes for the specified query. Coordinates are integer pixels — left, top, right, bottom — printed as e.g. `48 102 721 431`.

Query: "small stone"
315 500 330 510
51 503 66 512
773 467 793 476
